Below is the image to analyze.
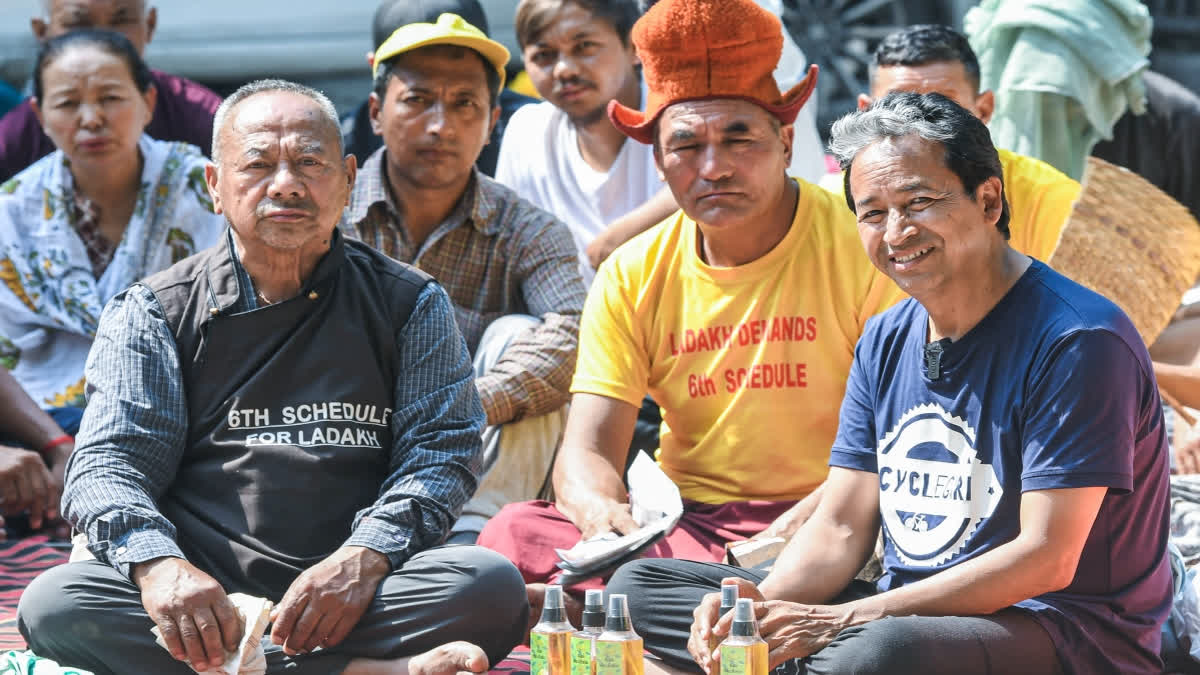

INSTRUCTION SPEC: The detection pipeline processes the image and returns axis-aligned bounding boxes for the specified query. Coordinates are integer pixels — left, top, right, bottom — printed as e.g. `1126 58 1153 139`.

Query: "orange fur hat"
607 0 819 145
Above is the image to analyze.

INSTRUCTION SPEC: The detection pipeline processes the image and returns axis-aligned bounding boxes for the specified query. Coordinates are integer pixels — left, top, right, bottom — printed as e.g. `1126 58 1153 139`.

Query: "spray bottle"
594 594 643 675
708 581 739 651
718 598 768 675
531 585 576 675
570 589 605 675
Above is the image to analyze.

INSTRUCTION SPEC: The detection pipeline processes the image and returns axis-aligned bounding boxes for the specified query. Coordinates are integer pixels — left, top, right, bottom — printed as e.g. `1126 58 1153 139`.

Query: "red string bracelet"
41 434 74 454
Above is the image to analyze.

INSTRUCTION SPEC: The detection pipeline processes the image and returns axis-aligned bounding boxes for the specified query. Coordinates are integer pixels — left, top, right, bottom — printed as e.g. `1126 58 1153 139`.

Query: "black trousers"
18 546 528 675
607 558 1063 675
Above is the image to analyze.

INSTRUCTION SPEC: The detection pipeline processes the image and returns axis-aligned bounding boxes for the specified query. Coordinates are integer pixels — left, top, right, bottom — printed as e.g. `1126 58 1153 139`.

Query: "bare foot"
526 583 585 633
408 642 489 675
343 641 489 675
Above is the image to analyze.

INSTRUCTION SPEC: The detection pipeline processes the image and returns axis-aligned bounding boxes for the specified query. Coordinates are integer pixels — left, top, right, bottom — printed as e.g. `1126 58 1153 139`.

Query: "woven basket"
1047 157 1200 345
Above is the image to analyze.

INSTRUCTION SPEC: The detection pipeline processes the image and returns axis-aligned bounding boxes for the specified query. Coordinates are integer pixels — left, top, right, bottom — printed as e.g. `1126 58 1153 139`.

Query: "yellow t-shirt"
823 148 1079 261
572 179 904 504
997 147 1080 261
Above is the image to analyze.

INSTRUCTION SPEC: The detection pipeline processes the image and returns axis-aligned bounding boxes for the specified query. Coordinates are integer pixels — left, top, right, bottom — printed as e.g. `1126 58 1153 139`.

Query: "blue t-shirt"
830 260 1171 674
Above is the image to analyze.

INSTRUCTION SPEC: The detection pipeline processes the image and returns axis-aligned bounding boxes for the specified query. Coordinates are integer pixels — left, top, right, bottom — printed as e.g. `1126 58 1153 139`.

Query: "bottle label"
531 632 550 675
570 635 595 675
720 645 748 675
594 641 623 675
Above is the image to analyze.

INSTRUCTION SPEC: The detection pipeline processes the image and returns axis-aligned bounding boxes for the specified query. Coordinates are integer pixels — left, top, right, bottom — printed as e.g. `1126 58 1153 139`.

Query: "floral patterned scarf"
0 136 225 407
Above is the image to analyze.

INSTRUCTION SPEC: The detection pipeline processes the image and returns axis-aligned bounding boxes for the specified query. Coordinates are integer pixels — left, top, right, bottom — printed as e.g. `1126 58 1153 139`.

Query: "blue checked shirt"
63 240 485 578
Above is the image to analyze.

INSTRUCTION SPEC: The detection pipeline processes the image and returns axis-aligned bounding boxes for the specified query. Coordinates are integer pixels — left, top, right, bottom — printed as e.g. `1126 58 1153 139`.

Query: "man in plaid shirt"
344 11 587 543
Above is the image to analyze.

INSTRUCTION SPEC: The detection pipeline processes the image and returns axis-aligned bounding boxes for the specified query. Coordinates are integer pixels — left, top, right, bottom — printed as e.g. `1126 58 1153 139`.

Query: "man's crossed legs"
19 546 528 675
607 558 1063 675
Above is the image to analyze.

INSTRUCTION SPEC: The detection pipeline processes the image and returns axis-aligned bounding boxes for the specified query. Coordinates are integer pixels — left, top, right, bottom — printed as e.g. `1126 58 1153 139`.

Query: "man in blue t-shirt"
605 92 1172 675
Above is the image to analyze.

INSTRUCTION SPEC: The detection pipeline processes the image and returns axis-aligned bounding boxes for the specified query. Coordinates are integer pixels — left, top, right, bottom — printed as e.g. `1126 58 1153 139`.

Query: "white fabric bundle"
151 594 272 675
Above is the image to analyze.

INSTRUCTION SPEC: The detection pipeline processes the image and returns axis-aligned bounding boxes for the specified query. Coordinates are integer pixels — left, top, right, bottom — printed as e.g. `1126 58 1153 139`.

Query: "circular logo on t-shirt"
876 403 1003 567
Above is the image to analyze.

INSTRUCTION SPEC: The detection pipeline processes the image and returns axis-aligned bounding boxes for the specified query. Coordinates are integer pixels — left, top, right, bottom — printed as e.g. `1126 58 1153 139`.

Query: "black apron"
141 230 430 598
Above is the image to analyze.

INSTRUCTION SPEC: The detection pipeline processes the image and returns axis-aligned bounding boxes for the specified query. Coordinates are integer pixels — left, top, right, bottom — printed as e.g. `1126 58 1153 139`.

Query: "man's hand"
45 440 72 497
1176 436 1200 474
0 445 60 530
573 498 640 541
586 230 624 270
133 557 243 672
687 578 763 675
270 546 390 655
407 641 490 675
44 441 74 539
746 601 853 669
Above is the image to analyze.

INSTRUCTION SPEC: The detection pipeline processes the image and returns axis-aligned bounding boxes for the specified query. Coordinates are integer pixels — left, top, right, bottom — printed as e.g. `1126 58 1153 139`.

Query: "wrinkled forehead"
848 135 958 195
657 98 777 139
222 92 339 156
875 134 949 166
48 0 145 23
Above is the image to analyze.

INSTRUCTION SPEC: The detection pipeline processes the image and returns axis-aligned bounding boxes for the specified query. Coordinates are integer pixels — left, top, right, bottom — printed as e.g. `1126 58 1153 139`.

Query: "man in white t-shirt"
497 0 664 285
498 0 828 284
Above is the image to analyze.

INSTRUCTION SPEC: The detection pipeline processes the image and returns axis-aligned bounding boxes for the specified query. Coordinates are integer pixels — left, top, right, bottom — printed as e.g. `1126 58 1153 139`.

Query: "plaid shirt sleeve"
346 282 487 568
62 284 189 579
474 210 586 426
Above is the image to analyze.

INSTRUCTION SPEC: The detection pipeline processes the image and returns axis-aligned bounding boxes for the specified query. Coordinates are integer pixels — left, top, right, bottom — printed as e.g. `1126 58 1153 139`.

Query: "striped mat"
0 537 69 652
490 646 530 674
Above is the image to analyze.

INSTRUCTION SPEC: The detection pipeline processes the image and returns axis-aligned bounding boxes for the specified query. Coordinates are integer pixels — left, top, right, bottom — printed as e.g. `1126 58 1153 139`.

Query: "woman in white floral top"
0 30 223 537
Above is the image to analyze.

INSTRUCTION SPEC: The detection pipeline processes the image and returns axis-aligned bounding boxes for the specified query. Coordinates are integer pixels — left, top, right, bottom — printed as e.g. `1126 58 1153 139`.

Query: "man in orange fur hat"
477 0 903 617
607 91 1171 675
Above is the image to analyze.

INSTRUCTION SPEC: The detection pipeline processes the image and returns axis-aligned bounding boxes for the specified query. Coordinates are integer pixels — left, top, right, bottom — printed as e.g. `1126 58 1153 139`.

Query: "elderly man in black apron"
16 78 527 675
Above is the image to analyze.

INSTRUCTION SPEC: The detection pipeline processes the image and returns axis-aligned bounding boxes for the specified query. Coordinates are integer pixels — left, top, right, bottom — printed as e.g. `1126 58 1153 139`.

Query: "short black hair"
829 92 1010 239
34 29 153 102
515 0 640 49
374 44 501 108
372 0 490 49
871 24 982 93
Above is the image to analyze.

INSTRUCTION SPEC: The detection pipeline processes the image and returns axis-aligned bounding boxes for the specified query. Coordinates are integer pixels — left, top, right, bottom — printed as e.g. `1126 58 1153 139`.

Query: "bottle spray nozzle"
585 589 604 610
733 598 753 622
582 589 605 628
605 594 632 632
541 584 567 623
720 583 738 610
729 598 759 638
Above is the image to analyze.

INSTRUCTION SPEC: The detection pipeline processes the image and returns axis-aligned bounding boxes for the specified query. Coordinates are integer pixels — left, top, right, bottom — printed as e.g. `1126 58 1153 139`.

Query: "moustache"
256 199 316 218
415 143 459 155
553 77 597 95
695 179 743 194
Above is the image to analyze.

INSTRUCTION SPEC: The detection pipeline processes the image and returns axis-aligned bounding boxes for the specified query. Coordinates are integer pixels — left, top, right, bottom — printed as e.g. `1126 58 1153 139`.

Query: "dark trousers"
18 546 528 675
607 558 1064 675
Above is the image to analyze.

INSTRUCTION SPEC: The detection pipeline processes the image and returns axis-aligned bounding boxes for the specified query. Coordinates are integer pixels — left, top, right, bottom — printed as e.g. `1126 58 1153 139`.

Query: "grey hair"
210 79 343 166
827 91 1010 237
827 96 955 171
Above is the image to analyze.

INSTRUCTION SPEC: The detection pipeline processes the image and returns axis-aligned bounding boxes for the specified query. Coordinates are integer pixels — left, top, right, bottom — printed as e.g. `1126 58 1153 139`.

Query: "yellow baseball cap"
373 12 510 90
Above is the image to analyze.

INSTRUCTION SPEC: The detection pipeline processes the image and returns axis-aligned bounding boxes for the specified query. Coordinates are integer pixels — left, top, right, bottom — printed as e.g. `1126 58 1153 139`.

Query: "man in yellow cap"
344 13 587 544
478 0 903 613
